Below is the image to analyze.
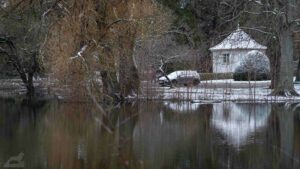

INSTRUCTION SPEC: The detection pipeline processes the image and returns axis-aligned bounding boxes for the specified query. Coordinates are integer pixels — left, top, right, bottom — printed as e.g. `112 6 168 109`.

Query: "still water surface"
0 99 300 169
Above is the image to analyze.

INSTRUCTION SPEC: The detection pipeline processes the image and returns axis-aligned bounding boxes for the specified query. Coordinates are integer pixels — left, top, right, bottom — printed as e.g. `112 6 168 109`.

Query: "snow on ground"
141 79 300 102
201 79 271 84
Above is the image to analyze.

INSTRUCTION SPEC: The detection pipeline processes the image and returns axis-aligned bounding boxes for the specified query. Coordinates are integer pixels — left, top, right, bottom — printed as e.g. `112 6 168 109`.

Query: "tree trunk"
269 39 281 89
295 59 300 82
117 27 140 98
271 28 299 96
26 73 35 98
101 71 121 101
19 72 35 98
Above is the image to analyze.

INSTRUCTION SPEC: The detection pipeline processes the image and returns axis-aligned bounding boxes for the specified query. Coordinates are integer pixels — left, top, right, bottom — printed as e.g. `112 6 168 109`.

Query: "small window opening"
221 54 230 64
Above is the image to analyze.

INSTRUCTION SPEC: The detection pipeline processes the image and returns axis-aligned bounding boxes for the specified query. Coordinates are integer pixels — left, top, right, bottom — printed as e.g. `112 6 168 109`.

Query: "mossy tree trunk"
271 0 299 96
295 60 300 82
272 28 299 96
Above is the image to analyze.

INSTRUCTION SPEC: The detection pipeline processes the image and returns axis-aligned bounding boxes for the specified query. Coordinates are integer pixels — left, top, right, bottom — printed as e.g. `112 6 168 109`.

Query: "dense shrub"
200 73 233 80
233 50 271 81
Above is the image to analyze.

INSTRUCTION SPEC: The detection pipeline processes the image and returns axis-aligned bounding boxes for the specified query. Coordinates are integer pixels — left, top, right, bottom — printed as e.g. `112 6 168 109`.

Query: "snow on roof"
209 28 267 51
159 70 199 81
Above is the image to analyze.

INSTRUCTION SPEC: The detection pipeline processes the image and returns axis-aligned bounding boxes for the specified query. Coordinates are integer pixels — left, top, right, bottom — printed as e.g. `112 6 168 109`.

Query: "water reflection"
211 102 271 148
163 101 201 113
133 102 212 169
0 99 300 169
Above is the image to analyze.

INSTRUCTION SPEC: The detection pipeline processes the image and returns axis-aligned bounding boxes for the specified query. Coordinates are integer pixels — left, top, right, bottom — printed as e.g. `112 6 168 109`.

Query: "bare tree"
42 0 172 101
0 0 51 97
0 37 39 97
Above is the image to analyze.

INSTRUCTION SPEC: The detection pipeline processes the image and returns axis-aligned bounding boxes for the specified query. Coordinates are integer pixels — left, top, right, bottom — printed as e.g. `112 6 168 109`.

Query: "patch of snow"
70 45 88 60
156 85 300 102
201 79 271 84
141 80 300 102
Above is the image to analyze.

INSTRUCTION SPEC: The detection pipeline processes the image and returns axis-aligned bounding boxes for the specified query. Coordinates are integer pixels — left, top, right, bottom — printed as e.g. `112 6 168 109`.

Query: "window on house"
221 53 230 64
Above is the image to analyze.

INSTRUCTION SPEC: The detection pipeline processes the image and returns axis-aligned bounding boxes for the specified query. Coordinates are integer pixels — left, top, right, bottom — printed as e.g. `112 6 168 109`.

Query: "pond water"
0 99 300 169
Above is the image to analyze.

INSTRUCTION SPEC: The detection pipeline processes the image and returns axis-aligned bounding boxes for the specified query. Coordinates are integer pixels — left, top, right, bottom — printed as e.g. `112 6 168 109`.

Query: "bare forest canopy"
158 0 300 96
0 0 173 100
0 0 300 100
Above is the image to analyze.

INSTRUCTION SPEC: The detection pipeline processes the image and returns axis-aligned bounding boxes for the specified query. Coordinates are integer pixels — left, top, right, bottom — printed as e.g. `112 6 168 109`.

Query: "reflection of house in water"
211 102 271 148
163 101 202 113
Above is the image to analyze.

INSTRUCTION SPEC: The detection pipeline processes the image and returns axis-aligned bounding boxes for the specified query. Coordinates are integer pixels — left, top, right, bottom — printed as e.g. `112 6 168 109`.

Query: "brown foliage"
43 0 172 100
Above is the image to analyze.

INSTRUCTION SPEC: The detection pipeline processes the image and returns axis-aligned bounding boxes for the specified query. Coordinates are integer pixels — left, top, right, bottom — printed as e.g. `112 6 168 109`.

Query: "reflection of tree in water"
43 102 141 169
0 99 49 168
294 107 300 166
0 99 141 169
133 102 215 169
1 100 300 169
273 104 300 169
222 103 230 121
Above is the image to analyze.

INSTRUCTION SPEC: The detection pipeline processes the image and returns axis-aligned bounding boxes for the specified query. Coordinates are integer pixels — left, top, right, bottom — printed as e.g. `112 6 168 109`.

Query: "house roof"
209 28 267 51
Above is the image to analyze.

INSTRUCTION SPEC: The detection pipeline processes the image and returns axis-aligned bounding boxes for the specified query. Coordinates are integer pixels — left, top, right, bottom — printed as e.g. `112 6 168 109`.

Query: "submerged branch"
86 81 113 134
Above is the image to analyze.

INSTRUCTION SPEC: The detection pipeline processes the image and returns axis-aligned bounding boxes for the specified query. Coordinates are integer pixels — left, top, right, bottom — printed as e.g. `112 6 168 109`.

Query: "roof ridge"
210 28 267 51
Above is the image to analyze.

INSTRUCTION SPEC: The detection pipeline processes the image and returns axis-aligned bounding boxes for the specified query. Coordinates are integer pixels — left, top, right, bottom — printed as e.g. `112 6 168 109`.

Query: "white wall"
212 49 266 73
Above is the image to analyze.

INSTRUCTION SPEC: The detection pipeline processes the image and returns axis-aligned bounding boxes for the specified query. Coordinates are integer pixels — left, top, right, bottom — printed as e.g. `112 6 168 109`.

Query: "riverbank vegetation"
0 0 300 101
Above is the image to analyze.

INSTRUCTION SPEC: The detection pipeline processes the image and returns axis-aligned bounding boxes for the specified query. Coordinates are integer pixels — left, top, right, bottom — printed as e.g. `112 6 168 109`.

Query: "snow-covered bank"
201 79 271 84
161 87 300 102
140 80 300 103
199 79 271 88
0 78 63 99
2 78 300 103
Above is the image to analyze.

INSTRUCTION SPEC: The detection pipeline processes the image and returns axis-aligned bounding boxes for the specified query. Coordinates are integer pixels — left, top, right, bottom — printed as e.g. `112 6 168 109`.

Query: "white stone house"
209 28 267 73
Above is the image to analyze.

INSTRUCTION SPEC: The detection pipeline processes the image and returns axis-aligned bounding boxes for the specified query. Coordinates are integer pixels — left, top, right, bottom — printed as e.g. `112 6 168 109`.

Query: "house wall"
212 49 266 73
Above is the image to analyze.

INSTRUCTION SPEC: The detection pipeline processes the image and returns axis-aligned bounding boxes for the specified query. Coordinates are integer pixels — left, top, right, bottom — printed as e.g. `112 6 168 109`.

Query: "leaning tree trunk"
271 28 299 96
